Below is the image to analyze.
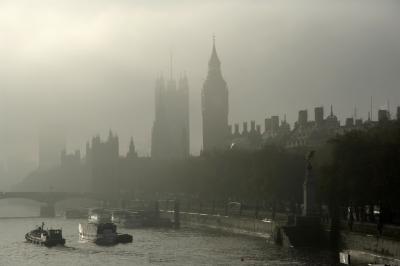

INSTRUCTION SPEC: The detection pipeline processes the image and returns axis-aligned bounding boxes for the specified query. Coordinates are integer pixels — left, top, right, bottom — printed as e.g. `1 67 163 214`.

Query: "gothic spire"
127 137 137 158
129 137 135 151
208 35 221 68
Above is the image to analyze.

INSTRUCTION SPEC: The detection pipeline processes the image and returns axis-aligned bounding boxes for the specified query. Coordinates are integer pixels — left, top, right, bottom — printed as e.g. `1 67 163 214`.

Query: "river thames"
0 202 339 265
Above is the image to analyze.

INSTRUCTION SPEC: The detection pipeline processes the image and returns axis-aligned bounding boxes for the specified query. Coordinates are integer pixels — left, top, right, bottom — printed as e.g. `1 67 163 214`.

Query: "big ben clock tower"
201 37 229 152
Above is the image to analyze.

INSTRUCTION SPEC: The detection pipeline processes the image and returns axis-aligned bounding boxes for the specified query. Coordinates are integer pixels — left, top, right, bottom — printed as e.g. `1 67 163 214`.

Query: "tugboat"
79 209 132 245
25 222 66 247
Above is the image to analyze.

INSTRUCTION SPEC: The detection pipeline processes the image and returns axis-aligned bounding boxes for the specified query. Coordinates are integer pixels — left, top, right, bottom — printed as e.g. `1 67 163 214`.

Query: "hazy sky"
1 0 400 164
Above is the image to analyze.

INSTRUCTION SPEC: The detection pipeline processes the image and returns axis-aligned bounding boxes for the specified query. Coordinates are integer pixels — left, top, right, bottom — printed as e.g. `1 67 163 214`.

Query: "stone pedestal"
275 152 326 247
303 161 319 216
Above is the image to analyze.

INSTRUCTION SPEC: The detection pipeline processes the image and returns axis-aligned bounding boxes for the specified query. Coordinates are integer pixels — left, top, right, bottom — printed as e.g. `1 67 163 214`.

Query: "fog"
1 0 400 186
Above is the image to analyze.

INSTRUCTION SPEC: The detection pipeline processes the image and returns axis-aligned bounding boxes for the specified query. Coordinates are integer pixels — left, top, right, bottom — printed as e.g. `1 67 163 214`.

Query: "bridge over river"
0 192 103 217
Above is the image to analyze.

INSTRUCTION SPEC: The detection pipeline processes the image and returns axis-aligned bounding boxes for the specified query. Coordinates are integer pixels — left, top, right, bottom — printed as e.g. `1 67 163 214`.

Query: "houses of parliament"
150 38 400 158
151 70 189 159
150 38 229 159
39 37 400 172
30 37 400 195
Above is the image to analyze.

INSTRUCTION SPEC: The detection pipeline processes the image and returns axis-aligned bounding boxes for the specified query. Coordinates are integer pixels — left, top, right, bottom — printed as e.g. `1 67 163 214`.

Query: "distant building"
201 37 229 152
151 72 189 159
286 106 342 148
378 109 390 122
345 117 354 127
227 114 292 150
228 121 261 150
397 106 400 120
298 110 308 127
86 131 119 195
60 149 81 168
263 115 291 146
314 107 324 127
126 137 138 160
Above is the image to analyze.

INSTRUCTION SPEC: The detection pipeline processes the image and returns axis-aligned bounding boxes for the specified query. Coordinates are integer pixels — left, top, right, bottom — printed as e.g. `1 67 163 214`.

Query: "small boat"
117 233 133 244
25 222 65 247
79 222 118 245
79 209 132 245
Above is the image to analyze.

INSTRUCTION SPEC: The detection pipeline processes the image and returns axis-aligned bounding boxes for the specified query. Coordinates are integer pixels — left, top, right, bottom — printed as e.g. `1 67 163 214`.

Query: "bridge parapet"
0 192 101 204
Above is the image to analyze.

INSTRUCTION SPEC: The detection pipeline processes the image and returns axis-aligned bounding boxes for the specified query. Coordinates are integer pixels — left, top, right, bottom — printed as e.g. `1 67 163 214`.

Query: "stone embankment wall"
343 232 400 257
161 211 276 239
162 210 400 265
342 232 400 265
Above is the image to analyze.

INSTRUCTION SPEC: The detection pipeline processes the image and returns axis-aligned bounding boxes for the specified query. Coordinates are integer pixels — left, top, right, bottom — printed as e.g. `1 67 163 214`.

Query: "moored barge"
79 209 132 245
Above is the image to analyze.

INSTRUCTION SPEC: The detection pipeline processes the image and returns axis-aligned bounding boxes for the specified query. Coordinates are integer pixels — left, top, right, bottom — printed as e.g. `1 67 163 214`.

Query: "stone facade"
227 105 400 151
86 131 120 196
151 74 189 159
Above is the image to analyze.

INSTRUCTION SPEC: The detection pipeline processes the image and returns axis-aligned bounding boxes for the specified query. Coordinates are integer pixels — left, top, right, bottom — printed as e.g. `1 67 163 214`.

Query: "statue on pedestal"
303 150 317 216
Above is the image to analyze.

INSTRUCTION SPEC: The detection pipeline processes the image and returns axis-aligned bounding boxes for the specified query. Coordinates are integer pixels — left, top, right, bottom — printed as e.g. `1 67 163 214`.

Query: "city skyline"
1 2 400 264
0 0 399 166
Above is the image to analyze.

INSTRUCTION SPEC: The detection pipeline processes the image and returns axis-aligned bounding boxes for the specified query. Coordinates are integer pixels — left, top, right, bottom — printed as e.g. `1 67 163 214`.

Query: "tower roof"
129 137 135 151
208 35 221 68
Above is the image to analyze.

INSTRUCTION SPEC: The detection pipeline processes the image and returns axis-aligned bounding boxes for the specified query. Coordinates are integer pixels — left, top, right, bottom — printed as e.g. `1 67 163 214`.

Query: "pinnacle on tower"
209 35 221 68
129 137 135 151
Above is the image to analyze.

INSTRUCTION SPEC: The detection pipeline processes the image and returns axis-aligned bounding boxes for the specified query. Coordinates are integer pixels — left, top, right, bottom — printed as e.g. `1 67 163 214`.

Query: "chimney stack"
264 118 272 132
250 120 256 132
345 118 354 127
397 106 400 120
234 123 240 136
271 116 279 133
314 107 324 126
378 109 389 122
256 125 261 134
298 110 308 127
242 122 248 135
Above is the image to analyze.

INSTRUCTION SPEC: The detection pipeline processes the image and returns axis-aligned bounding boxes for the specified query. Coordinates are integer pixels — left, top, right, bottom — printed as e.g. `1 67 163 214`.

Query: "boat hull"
79 223 118 246
117 233 133 244
25 233 65 247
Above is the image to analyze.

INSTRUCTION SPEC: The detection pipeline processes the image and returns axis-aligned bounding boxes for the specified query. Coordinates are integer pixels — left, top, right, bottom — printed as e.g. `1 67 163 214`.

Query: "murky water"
0 202 339 266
